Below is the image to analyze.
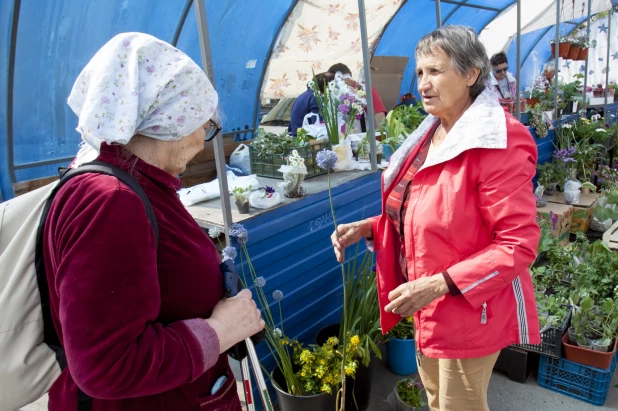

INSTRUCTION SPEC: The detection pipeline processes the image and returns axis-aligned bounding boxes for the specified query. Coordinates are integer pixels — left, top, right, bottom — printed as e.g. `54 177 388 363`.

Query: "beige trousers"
416 350 500 411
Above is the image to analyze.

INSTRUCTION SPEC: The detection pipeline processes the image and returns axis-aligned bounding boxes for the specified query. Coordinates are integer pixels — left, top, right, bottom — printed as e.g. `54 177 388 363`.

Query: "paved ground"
21 348 617 410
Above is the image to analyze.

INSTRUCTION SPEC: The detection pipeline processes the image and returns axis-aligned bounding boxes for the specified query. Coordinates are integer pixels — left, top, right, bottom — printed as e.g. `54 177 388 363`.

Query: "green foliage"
252 128 295 156
530 107 549 138
392 104 426 132
537 161 565 187
294 128 313 147
310 71 340 144
386 317 415 340
396 378 425 409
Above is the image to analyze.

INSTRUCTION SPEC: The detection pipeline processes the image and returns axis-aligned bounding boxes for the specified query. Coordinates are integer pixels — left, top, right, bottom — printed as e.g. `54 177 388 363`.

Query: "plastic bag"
563 180 582 204
229 174 260 193
178 171 238 206
333 137 353 171
278 165 307 198
249 190 282 209
590 215 613 232
301 113 328 139
229 144 251 175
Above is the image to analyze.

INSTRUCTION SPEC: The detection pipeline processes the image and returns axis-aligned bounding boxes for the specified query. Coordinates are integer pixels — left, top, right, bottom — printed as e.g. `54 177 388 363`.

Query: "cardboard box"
545 193 598 233
536 203 574 246
370 56 409 112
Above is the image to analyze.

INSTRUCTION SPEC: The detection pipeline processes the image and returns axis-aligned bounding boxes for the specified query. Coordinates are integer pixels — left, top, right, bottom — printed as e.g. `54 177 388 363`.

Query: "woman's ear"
467 67 481 87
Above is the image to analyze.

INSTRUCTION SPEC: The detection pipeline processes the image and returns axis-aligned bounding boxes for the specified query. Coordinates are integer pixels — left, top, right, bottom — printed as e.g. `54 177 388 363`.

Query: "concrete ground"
21 349 617 411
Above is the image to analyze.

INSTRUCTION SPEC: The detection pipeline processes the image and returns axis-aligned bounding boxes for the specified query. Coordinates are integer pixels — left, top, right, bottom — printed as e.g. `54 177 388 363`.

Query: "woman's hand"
384 275 449 318
206 289 265 353
331 220 373 263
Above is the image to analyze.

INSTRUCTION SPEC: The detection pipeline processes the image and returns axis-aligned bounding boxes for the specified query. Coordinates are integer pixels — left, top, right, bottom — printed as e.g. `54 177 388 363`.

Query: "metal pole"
358 0 377 171
583 0 592 111
194 0 232 246
554 0 561 120
515 0 521 120
436 0 442 28
605 8 612 117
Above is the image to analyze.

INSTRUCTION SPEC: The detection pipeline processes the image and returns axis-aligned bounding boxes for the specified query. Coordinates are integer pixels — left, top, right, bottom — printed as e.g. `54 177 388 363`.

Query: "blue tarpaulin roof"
0 0 602 199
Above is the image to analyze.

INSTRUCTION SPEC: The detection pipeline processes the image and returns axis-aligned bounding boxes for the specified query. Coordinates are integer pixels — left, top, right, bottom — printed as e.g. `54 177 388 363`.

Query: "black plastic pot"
271 367 336 411
315 324 375 411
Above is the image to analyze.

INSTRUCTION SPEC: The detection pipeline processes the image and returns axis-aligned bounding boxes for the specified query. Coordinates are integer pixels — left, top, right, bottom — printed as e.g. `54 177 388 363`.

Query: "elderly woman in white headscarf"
42 32 263 410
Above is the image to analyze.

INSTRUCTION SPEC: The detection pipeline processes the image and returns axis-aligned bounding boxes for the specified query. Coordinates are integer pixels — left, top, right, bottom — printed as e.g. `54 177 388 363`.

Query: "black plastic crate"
248 141 331 180
513 309 571 358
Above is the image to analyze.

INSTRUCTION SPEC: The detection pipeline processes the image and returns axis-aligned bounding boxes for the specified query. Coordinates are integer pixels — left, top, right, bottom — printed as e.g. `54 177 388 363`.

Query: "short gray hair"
416 25 490 99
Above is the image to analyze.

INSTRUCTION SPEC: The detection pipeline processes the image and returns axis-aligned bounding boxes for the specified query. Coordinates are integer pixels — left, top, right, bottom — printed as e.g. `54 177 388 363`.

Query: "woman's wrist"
361 219 373 240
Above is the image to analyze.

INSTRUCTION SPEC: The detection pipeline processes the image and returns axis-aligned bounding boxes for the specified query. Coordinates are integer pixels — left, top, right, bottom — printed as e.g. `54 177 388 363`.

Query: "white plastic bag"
301 113 328 139
228 174 260 193
563 180 582 205
249 190 282 209
178 172 259 206
229 144 251 175
590 215 613 232
278 165 307 198
333 137 353 171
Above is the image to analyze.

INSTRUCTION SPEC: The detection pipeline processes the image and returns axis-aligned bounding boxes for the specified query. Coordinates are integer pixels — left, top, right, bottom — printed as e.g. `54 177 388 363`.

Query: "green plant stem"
326 171 347 411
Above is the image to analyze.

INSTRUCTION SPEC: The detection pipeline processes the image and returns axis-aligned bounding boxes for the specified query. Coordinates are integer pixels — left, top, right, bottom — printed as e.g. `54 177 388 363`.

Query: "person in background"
43 32 264 410
288 72 334 136
327 63 387 127
395 93 428 115
331 26 540 411
487 51 517 100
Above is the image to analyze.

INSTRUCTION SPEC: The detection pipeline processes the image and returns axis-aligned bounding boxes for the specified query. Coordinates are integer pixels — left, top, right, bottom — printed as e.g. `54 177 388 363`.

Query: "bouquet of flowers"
278 150 307 198
524 75 551 100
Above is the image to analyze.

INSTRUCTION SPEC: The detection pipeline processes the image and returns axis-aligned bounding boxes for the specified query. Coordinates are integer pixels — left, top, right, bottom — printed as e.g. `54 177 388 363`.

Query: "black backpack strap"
34 161 160 410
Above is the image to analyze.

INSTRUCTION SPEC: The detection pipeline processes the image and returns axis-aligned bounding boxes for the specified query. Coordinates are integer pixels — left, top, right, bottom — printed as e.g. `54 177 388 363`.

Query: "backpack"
0 161 159 410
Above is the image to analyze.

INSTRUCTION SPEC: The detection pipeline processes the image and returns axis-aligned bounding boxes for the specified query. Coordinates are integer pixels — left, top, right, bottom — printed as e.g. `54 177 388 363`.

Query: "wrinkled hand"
384 276 449 318
331 220 372 263
206 289 265 353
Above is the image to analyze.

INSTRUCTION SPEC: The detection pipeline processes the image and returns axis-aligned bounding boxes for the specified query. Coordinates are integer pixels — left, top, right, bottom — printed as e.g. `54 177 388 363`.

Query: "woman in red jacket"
331 26 540 411
43 33 264 410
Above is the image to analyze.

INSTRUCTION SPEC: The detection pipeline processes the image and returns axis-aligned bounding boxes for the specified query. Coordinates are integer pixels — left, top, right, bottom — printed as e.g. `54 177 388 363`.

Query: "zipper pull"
481 303 487 325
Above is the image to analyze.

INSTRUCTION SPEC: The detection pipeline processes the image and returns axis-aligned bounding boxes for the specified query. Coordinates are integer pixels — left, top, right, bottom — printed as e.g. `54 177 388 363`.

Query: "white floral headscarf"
68 32 218 166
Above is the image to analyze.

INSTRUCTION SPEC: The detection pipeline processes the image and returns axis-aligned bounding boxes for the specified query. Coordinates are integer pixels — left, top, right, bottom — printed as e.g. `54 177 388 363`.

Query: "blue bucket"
382 144 394 161
386 337 417 375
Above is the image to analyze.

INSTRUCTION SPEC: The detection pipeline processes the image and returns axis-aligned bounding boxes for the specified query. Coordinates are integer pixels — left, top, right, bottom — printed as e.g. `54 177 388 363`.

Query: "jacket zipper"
481 302 488 324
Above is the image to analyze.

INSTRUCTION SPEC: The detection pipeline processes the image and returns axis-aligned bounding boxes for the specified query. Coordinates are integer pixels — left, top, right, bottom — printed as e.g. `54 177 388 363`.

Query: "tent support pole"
583 0 592 111
436 0 442 28
554 0 560 120
358 0 377 171
194 0 232 245
605 7 612 117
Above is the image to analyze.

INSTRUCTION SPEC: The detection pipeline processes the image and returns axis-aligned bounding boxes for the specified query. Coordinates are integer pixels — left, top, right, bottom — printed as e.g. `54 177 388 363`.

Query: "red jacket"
371 90 541 359
43 144 240 410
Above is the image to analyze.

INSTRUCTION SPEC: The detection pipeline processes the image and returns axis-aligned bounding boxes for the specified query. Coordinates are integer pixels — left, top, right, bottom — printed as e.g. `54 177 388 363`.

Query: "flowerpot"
577 47 589 61
382 144 394 161
234 195 250 214
315 324 375 411
562 333 617 369
281 172 305 198
387 338 418 375
550 42 556 57
581 187 592 195
558 41 571 58
519 111 531 125
271 367 336 411
592 340 611 352
525 98 539 109
563 101 574 115
576 336 593 349
386 385 422 411
567 45 581 60
567 326 577 345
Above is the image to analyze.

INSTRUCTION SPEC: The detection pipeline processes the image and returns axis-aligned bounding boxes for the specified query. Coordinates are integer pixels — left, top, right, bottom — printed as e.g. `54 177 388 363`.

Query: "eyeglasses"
204 119 222 142
494 67 509 74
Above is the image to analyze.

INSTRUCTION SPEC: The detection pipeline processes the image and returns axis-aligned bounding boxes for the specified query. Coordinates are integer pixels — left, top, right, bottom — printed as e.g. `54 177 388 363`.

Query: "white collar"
383 87 507 191
489 70 516 86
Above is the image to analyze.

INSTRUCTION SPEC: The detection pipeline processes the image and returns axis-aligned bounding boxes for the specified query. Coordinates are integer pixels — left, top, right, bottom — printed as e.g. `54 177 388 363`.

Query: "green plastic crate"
248 141 331 180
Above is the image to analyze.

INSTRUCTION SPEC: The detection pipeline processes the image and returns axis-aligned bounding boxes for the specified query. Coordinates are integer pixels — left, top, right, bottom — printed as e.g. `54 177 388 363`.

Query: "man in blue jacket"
288 72 333 136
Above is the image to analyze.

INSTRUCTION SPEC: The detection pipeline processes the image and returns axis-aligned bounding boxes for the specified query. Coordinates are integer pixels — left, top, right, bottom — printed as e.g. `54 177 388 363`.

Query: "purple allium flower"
230 223 248 244
100 96 110 104
317 150 338 171
272 290 284 301
550 211 558 231
222 246 237 261
338 103 351 115
255 277 266 287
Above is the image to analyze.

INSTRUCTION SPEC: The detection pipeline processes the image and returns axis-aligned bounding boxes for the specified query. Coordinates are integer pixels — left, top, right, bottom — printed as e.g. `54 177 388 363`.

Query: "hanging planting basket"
577 47 589 61
558 41 571 58
567 45 581 60
551 43 556 57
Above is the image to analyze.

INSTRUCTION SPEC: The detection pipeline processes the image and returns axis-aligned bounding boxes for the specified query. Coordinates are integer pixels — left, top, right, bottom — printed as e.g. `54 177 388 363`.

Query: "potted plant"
384 317 417 375
577 34 590 61
232 186 251 214
386 377 426 411
550 36 571 58
278 150 307 198
523 75 550 109
567 36 581 60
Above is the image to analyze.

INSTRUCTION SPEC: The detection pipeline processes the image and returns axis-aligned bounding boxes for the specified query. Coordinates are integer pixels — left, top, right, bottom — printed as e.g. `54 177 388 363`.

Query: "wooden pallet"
602 220 618 251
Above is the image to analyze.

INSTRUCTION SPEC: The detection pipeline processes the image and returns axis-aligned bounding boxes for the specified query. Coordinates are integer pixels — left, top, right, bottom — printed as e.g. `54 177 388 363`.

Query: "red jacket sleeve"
447 121 540 309
371 87 387 114
48 176 218 399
